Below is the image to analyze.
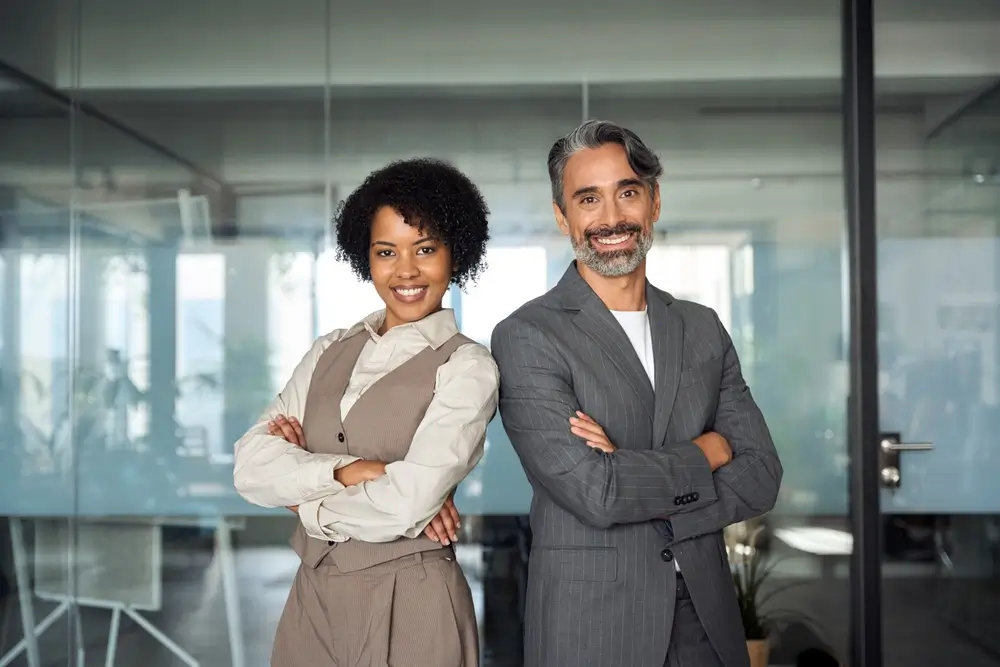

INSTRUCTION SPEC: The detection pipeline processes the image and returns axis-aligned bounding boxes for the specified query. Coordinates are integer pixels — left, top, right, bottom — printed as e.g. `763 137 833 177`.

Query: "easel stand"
1 517 245 667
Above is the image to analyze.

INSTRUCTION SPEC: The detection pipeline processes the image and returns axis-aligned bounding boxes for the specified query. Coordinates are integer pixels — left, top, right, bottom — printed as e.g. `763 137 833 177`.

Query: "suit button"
673 497 682 506
691 492 699 501
327 540 334 546
661 548 674 562
337 432 345 443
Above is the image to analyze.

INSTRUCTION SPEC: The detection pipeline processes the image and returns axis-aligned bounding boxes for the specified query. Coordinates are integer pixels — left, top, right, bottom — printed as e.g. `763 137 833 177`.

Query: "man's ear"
651 183 661 223
552 201 570 236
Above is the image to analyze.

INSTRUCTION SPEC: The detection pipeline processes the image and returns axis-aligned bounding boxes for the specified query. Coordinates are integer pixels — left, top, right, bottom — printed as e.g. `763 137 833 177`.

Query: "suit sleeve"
668 311 783 543
491 316 719 529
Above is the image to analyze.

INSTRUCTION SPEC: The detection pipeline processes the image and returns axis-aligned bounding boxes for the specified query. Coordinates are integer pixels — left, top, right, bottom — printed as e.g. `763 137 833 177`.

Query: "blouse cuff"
298 497 349 542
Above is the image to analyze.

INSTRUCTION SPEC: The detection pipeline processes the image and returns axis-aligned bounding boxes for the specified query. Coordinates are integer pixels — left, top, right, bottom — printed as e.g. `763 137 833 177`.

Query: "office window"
268 251 315 390
103 254 150 450
460 246 547 343
316 249 384 334
646 245 732 331
19 253 69 461
175 253 225 459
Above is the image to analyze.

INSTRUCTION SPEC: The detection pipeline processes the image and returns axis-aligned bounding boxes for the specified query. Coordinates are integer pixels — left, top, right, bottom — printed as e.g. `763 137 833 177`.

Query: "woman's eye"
417 246 435 255
376 249 394 257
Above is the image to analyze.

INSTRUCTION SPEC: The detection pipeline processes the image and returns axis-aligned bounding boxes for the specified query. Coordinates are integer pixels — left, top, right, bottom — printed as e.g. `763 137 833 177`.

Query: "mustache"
585 222 643 239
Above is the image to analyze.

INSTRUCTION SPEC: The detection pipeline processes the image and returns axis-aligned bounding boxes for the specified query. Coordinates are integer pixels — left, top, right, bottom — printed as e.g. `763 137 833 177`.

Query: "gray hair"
547 119 663 211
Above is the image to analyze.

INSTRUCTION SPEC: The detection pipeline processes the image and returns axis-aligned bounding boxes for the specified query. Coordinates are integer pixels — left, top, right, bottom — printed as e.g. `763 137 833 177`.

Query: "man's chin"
582 255 640 278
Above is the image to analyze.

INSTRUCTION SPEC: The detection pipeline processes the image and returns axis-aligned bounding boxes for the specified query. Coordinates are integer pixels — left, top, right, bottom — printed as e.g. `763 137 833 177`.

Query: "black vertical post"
843 0 882 665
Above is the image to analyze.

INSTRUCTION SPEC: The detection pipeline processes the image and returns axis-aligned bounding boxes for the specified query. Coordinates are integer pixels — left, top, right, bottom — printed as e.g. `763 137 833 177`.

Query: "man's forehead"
564 145 637 183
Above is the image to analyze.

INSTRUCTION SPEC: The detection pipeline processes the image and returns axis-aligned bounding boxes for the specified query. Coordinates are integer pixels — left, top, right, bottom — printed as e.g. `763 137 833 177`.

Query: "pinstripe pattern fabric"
664 580 725 667
490 263 782 667
275 330 480 666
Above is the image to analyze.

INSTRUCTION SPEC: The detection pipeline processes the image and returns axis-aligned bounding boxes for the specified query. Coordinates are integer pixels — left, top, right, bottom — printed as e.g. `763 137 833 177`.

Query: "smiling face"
369 205 454 331
554 143 659 278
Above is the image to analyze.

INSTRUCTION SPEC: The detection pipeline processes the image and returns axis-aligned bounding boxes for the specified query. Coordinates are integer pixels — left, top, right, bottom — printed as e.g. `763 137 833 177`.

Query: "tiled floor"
1 533 998 666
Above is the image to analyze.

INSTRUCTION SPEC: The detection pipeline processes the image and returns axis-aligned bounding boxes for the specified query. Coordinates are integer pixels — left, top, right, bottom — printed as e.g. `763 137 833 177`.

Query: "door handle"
880 439 933 453
879 432 933 489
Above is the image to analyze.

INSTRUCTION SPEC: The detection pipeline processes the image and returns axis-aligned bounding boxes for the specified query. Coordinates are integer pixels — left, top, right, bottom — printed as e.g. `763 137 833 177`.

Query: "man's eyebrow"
571 185 600 199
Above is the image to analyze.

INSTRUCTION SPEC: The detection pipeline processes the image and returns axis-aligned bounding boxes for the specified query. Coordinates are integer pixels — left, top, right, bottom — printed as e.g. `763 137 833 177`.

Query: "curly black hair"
334 158 490 289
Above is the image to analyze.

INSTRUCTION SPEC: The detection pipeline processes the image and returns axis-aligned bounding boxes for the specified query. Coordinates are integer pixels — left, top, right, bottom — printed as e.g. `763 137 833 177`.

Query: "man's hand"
267 416 306 514
570 411 617 453
694 431 733 471
423 492 461 546
334 460 387 486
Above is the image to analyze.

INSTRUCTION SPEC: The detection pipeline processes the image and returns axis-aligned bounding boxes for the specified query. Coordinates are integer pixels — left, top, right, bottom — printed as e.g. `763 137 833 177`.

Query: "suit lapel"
572 306 654 412
558 264 654 418
648 284 684 449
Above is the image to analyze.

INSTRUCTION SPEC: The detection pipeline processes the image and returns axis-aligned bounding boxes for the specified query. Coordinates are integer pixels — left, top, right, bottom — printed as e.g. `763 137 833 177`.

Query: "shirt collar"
339 308 460 349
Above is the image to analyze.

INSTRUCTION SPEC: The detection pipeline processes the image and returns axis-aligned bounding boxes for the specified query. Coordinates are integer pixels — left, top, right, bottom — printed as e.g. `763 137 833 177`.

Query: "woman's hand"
268 415 305 447
569 411 617 453
267 414 390 511
423 492 461 546
334 460 387 486
267 415 305 513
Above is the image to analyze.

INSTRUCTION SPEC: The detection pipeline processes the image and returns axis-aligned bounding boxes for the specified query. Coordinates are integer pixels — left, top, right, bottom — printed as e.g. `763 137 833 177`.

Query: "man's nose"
600 198 623 226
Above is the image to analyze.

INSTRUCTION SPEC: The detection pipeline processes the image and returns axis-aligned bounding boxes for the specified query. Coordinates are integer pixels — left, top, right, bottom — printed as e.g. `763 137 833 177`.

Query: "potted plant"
728 524 821 667
731 538 773 667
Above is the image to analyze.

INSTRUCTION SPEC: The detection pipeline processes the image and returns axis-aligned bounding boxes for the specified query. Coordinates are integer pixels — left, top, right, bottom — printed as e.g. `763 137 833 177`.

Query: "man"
491 120 782 667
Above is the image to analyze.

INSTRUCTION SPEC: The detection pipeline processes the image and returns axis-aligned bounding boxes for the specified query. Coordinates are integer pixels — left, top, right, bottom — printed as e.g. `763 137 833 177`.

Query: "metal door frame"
843 0 882 664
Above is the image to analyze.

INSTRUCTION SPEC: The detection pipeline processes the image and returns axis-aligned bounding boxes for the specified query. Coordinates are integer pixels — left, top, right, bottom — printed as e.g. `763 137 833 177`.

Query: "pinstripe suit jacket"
491 263 782 667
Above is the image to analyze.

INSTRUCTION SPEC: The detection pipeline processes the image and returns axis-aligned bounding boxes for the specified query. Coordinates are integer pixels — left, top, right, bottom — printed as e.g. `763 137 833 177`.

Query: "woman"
233 158 497 667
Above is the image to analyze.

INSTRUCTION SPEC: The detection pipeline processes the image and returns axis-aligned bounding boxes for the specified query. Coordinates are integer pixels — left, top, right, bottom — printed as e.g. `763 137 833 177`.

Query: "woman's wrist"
335 459 386 486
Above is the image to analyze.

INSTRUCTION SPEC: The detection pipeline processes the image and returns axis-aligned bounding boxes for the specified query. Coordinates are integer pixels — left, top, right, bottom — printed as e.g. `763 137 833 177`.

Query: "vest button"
337 432 345 443
327 540 334 546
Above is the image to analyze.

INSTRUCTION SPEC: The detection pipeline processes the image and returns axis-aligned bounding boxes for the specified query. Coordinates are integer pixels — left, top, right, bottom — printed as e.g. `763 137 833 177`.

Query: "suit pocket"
678 355 723 389
533 546 618 583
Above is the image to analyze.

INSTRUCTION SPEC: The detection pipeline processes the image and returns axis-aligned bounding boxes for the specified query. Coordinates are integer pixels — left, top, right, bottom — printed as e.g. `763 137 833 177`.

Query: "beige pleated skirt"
271 548 479 667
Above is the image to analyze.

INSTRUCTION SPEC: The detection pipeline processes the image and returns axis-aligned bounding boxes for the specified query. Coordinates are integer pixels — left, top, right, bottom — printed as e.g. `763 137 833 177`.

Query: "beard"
570 222 653 278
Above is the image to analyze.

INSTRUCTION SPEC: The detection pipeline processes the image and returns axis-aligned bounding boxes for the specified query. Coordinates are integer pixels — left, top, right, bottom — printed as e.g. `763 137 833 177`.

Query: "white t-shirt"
610 309 680 572
610 309 654 385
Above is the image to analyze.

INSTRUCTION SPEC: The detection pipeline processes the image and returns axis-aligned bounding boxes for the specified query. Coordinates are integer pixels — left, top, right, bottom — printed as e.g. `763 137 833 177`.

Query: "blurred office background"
0 1 998 665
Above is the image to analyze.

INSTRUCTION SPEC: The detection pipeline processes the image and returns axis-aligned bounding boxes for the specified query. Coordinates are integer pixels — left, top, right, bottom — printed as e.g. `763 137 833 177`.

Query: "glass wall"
0 6 79 661
875 1 1000 663
1 1 998 666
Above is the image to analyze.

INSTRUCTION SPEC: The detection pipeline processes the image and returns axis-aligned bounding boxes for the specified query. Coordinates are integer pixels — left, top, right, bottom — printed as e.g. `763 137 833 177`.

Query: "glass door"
876 82 1000 665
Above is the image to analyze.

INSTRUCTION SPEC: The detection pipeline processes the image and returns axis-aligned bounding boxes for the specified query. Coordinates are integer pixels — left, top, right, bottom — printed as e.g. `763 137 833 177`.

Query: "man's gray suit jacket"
490 263 783 667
